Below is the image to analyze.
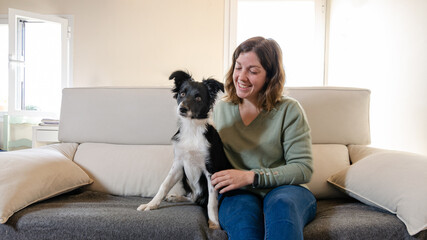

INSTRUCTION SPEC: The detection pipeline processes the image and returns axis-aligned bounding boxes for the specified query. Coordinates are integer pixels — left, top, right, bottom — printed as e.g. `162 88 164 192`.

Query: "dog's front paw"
137 203 159 211
208 220 221 230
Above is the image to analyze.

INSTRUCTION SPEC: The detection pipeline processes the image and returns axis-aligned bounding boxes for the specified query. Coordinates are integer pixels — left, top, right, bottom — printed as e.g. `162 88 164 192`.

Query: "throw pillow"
0 143 93 224
327 146 427 236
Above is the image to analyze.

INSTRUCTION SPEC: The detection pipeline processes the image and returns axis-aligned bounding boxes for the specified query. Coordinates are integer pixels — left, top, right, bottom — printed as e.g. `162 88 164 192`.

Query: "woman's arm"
254 101 313 187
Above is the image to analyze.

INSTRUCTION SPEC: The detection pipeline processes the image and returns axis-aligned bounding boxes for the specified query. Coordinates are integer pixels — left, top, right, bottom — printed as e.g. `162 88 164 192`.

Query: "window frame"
0 17 8 114
5 8 74 118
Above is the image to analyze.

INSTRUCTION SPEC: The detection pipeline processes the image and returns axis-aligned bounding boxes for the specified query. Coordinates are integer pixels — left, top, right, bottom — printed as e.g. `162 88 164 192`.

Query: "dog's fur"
137 70 232 229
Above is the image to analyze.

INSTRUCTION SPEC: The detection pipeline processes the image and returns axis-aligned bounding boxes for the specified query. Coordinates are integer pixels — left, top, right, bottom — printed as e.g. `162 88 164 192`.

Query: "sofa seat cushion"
2 191 425 240
304 199 427 240
1 190 227 240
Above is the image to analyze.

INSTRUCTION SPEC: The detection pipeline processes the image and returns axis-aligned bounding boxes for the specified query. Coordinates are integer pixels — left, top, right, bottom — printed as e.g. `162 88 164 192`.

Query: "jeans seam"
264 213 268 240
301 199 317 223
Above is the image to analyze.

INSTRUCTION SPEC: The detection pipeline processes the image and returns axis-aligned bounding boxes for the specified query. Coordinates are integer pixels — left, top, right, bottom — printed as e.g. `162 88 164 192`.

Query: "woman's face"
233 51 267 103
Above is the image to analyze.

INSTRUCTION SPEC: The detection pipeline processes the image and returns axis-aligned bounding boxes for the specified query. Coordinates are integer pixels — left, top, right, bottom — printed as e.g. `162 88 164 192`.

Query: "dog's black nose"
179 107 188 114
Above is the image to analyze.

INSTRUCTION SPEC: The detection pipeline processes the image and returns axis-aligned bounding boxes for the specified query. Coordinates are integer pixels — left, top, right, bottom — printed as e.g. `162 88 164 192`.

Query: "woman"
211 36 316 239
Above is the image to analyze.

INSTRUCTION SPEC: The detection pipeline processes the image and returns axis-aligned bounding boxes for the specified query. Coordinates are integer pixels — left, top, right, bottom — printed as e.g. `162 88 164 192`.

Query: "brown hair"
224 36 285 111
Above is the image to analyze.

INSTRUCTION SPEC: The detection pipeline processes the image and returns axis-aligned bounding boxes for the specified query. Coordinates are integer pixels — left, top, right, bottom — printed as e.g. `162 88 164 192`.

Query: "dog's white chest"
174 119 210 184
175 119 210 154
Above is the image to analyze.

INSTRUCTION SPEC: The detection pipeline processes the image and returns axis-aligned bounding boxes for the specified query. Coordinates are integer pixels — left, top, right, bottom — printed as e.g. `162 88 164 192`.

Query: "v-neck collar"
234 104 265 128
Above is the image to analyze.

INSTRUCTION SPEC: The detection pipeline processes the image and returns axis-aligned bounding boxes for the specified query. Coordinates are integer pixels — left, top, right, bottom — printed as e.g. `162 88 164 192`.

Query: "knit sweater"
212 96 313 197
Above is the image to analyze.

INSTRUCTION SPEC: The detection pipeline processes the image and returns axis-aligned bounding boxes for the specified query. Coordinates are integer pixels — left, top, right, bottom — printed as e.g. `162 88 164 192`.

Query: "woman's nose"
239 69 248 80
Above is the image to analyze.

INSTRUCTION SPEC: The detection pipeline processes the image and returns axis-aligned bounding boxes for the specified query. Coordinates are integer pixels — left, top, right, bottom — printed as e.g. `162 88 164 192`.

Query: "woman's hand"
211 170 255 194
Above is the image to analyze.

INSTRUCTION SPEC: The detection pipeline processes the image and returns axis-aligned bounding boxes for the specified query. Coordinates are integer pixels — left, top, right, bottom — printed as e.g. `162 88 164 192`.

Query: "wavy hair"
224 37 285 111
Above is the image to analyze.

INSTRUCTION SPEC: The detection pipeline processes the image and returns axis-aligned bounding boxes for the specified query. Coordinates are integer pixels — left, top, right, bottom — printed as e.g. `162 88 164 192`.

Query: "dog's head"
169 70 224 119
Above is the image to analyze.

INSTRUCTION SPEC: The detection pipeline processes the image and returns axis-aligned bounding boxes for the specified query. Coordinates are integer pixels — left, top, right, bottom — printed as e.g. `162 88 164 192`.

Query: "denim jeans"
218 185 317 240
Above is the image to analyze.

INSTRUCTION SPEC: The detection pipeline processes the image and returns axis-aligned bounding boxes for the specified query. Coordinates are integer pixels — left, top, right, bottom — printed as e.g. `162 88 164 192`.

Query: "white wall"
0 0 225 150
327 0 427 155
0 0 225 87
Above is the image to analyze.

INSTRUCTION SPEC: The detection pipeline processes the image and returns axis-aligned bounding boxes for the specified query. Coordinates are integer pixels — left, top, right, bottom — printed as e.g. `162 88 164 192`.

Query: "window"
224 0 326 86
0 19 7 112
6 9 71 118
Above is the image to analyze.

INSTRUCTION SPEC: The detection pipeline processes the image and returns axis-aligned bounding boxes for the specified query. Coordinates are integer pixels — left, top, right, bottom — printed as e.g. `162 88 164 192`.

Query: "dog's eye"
180 92 186 97
195 96 202 102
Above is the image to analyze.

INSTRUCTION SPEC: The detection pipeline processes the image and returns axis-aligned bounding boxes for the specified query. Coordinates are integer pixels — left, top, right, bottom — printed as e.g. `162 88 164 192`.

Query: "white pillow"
0 143 93 224
327 146 427 236
73 143 182 197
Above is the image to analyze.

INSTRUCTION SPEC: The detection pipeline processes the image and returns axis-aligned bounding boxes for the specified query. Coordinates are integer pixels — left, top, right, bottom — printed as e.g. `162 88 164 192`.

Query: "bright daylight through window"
6 9 70 118
232 0 326 86
17 20 62 113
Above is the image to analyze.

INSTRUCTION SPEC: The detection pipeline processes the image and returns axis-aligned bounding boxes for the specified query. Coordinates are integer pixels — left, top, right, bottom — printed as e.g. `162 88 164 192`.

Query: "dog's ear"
169 70 193 99
203 78 224 105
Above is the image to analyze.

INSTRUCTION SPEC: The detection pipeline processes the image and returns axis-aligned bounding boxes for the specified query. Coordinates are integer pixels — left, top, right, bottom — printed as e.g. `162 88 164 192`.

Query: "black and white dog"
137 70 231 229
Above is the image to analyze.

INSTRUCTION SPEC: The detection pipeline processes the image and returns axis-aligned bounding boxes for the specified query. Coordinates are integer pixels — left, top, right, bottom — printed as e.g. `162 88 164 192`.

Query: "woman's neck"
239 99 261 126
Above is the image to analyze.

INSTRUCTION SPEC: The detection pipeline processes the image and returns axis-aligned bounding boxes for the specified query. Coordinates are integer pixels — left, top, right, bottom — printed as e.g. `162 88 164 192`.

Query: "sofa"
1 87 426 240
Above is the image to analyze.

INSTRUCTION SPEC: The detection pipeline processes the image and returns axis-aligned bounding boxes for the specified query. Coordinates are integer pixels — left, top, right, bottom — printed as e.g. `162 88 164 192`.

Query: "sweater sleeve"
253 101 313 188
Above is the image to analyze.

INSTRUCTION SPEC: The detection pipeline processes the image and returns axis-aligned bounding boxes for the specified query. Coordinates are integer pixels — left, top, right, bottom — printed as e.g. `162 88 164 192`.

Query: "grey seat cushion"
2 191 426 240
304 199 427 240
1 190 227 240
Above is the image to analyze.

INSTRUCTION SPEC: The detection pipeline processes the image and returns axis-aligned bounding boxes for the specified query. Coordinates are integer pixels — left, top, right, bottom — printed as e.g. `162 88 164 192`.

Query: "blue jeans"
218 185 317 240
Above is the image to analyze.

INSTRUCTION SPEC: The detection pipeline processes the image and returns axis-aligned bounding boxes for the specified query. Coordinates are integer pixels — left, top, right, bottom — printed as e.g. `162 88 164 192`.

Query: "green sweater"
212 96 313 197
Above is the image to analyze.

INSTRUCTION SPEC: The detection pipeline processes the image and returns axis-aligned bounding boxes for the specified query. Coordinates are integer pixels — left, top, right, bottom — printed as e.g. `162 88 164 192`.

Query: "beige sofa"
0 87 426 239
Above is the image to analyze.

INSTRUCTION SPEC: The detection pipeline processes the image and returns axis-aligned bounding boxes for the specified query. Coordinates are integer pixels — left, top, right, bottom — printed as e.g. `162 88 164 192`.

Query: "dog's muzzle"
178 103 192 118
179 106 188 115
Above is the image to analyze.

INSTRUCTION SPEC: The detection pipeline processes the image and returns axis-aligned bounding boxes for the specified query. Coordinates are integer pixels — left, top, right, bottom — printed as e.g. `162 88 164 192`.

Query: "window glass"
23 21 62 113
236 0 324 86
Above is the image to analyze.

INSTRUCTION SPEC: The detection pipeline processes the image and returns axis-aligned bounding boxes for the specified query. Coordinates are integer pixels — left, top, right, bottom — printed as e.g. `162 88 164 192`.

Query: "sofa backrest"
287 87 371 145
59 87 371 146
59 87 371 199
59 87 178 144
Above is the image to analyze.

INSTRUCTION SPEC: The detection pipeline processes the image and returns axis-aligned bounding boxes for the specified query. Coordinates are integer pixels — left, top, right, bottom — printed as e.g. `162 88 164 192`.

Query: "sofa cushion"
287 87 371 145
307 144 349 199
0 143 93 224
2 191 422 240
73 143 182 197
74 143 349 200
59 87 370 146
327 146 427 236
59 88 178 145
304 198 427 240
0 190 227 240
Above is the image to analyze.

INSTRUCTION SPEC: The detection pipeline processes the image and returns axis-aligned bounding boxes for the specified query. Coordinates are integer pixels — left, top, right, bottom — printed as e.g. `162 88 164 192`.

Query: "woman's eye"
195 96 202 102
180 92 186 97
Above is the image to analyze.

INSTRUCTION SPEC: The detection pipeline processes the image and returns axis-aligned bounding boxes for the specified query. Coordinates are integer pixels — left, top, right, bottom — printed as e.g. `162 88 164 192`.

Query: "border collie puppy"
137 70 231 229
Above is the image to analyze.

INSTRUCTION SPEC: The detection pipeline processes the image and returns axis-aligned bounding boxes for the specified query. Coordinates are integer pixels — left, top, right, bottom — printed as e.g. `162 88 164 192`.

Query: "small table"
32 125 59 148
